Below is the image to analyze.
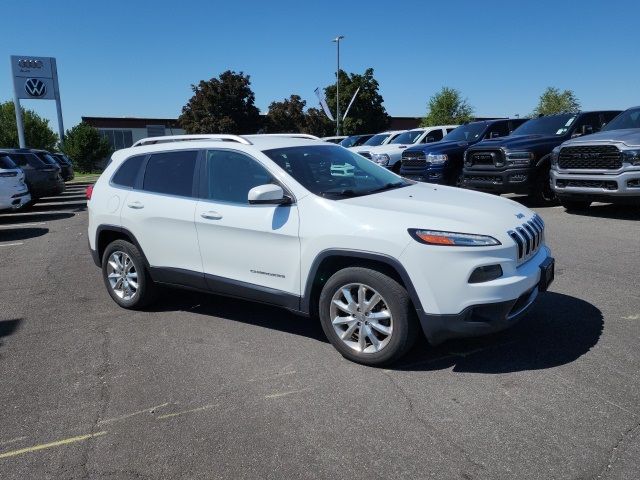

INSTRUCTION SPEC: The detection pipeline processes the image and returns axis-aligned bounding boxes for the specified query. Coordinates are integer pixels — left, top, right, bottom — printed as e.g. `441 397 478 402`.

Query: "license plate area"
538 257 555 292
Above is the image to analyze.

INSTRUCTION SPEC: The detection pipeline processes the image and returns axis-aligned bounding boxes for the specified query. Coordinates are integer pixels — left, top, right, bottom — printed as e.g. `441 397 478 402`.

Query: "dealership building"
82 115 430 150
82 117 185 150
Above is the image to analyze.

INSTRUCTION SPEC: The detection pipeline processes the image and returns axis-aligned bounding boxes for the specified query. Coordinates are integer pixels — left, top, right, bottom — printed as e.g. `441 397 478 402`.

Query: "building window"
146 125 166 137
99 130 134 150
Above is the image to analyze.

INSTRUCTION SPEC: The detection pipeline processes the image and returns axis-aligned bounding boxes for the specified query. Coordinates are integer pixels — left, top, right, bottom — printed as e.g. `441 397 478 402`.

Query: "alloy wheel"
329 283 393 353
106 251 138 301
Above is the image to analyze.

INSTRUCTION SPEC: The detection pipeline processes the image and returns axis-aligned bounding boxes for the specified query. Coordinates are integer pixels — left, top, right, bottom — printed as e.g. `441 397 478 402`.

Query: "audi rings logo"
25 78 47 97
18 59 43 69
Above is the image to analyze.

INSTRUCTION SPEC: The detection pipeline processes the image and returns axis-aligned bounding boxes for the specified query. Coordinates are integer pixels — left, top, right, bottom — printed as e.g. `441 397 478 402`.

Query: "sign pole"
11 58 26 148
51 58 65 147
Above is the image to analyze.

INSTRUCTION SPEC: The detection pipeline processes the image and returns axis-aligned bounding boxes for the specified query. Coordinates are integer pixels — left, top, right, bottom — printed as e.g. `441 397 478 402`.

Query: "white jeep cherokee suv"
88 134 554 366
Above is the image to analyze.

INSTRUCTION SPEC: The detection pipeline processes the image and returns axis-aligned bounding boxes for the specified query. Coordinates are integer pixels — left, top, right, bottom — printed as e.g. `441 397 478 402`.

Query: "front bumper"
462 167 533 194
551 169 640 200
401 241 552 345
401 165 449 184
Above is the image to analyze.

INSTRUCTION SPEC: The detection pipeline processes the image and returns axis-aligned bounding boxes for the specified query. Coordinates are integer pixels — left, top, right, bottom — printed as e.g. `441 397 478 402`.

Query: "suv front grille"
508 214 545 264
558 145 622 170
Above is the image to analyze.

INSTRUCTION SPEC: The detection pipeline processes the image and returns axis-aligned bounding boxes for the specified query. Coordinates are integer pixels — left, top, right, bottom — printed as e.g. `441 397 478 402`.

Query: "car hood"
561 128 640 148
470 134 561 151
339 183 535 242
404 140 471 154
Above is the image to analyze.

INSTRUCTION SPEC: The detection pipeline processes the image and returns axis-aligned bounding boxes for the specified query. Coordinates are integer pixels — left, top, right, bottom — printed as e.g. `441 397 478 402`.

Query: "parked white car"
88 134 554 366
364 126 458 172
0 153 31 211
350 130 406 157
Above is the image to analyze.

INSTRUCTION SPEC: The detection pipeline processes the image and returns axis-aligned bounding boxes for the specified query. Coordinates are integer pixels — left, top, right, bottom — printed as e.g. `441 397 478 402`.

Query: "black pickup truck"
462 111 622 204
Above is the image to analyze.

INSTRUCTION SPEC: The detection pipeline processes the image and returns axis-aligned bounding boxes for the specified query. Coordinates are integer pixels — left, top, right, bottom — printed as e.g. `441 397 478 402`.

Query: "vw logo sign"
25 78 47 97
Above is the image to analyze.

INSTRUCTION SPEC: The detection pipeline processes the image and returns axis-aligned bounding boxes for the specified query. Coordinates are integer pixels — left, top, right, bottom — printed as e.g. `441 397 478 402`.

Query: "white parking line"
0 222 46 229
0 242 24 247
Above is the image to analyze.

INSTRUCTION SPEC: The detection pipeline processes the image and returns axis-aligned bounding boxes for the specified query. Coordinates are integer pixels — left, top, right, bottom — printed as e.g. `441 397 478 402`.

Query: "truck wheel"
560 199 591 212
318 267 419 366
530 167 558 206
102 239 157 309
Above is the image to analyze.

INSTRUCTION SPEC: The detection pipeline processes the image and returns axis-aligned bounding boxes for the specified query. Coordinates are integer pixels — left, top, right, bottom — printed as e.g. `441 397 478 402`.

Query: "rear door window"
111 155 146 188
142 150 198 197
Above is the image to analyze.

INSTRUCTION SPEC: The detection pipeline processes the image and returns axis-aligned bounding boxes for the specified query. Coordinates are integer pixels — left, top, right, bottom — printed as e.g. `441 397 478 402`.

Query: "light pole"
332 35 344 136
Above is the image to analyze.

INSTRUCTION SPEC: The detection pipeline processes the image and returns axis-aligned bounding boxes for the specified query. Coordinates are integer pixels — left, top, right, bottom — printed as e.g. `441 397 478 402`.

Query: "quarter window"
112 155 145 188
205 150 275 204
142 150 198 197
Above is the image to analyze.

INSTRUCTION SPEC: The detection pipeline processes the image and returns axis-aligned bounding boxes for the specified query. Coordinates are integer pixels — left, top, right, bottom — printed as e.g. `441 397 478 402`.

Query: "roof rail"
245 133 320 140
132 134 252 147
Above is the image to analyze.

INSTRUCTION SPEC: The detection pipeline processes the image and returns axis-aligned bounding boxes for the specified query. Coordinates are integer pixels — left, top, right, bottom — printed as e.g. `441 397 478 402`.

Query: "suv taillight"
86 185 94 200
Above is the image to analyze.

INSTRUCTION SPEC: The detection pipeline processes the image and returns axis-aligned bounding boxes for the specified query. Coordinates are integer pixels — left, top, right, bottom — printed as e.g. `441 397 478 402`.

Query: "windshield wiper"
364 182 407 195
320 189 359 198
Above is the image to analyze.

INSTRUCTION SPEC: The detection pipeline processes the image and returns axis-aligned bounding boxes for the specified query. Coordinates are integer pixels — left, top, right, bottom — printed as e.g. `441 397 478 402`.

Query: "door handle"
201 211 223 220
127 201 144 209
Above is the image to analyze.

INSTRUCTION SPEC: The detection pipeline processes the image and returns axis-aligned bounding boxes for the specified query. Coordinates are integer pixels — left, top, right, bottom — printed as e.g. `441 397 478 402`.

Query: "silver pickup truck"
550 106 640 210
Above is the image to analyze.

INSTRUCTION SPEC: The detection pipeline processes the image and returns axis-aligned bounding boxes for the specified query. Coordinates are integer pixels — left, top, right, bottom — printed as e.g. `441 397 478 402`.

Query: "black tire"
560 199 591 212
530 166 558 206
318 267 419 366
101 239 157 309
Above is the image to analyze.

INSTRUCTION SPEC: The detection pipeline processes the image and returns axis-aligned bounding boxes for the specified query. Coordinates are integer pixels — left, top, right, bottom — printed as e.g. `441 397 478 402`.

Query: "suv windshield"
362 133 391 147
0 154 17 169
263 145 409 199
444 122 489 142
511 114 576 136
602 108 640 131
390 130 424 144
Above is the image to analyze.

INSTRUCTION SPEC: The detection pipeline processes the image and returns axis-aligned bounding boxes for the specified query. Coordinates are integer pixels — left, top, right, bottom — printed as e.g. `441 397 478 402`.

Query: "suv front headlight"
408 229 501 246
371 153 390 166
506 151 535 166
622 149 640 166
426 153 448 165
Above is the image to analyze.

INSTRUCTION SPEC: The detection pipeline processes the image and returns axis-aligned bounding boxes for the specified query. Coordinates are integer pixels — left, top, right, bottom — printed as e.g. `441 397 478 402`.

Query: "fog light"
626 179 640 188
469 264 503 283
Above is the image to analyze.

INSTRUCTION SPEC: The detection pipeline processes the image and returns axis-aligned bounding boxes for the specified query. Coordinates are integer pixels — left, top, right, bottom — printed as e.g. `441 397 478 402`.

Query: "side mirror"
248 184 290 205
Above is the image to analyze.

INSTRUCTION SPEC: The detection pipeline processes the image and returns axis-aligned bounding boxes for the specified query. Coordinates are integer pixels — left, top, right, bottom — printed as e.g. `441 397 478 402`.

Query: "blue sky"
1 0 639 133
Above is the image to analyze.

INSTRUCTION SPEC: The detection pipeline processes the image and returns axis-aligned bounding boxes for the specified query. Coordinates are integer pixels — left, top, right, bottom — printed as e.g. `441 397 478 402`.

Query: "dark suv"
2 149 65 201
400 119 527 185
50 152 75 181
462 111 622 204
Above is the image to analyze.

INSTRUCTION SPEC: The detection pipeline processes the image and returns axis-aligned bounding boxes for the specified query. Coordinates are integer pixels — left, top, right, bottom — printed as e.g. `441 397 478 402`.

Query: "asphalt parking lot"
0 184 639 480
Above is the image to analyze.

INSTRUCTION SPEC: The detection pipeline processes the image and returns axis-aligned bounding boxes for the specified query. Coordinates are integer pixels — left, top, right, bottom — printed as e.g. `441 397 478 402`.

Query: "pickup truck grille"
508 214 545 264
401 151 427 168
467 149 504 167
558 145 622 169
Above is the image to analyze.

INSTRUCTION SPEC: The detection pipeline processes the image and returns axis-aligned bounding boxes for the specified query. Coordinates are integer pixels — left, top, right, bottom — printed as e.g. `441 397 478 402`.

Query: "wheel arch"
94 225 150 269
301 250 424 318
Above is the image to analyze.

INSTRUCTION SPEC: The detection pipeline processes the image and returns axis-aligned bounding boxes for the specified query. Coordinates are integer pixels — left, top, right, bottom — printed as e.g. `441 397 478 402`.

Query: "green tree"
0 101 58 150
303 107 334 137
179 70 261 134
264 95 307 133
323 68 390 135
420 87 474 126
61 122 112 173
532 87 581 116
